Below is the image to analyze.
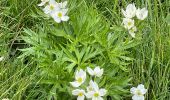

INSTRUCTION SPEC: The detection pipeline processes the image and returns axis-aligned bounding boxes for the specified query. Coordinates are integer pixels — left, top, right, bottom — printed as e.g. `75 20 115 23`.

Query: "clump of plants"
19 0 149 100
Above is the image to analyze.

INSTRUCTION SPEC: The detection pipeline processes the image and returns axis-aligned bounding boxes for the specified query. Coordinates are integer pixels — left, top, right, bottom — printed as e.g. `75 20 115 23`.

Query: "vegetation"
0 0 169 100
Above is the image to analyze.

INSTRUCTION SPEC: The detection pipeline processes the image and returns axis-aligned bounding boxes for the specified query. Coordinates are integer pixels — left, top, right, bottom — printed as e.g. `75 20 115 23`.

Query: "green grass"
0 0 170 100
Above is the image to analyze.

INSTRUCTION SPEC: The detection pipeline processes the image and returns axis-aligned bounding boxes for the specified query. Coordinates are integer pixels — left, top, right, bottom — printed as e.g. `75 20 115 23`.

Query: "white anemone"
51 9 69 23
72 89 86 100
43 0 59 14
122 3 136 18
86 81 107 100
122 18 135 29
70 69 86 87
130 84 147 100
87 66 103 77
136 7 148 20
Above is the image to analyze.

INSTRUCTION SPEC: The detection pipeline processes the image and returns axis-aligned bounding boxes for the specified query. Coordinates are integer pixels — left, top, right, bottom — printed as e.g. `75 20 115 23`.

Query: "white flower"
58 1 68 9
136 8 148 20
0 56 4 61
51 9 69 23
72 89 86 100
70 69 86 87
122 3 136 18
130 84 147 100
38 0 49 6
123 18 135 29
129 26 137 38
86 81 107 100
87 66 103 77
87 80 95 92
43 0 59 14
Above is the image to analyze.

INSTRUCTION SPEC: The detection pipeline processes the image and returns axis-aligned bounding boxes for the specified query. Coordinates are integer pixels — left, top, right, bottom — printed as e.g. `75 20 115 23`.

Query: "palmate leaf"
81 46 102 63
18 47 36 59
60 44 102 72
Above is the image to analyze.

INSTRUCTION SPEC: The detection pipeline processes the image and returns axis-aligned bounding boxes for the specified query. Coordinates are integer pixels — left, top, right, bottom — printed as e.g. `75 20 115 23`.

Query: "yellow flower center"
136 90 143 96
78 92 83 96
89 87 93 91
128 22 132 26
50 5 54 10
94 92 99 97
58 12 63 18
77 77 83 83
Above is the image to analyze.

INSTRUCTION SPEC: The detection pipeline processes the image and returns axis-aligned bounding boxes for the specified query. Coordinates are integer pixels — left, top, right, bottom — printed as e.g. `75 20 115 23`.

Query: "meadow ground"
0 0 170 100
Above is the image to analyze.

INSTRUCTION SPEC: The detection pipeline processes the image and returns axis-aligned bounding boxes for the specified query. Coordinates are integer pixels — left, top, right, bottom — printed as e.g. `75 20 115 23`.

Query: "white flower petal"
72 89 81 95
75 70 79 80
87 67 94 76
87 80 95 92
72 89 85 100
123 18 134 29
53 17 61 23
142 8 148 19
77 95 85 100
98 96 104 100
61 16 69 21
91 81 99 91
99 89 107 96
136 8 148 20
62 9 68 14
79 69 86 81
38 2 46 6
70 81 81 87
43 6 50 14
130 87 137 94
70 69 86 87
122 3 136 18
132 95 144 100
121 9 127 17
96 68 103 77
38 0 49 6
78 69 85 77
62 1 68 8
129 31 135 38
86 91 94 98
137 84 147 94
94 67 101 73
137 84 145 89
92 96 98 100
59 1 68 9
128 26 137 38
92 96 103 100
49 0 56 4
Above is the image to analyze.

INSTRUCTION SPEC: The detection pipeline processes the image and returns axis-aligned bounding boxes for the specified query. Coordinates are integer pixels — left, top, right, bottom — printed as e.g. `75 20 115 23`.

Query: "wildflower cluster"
70 66 107 100
130 84 147 100
36 1 149 99
122 3 148 38
38 0 69 23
